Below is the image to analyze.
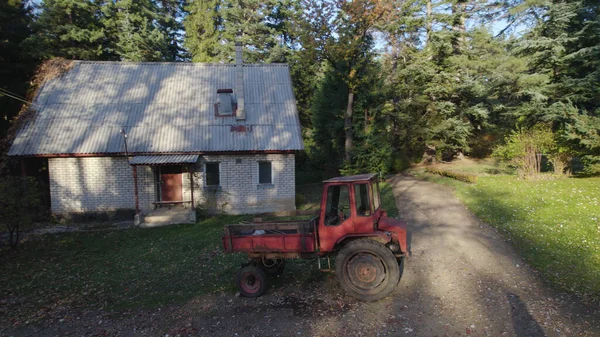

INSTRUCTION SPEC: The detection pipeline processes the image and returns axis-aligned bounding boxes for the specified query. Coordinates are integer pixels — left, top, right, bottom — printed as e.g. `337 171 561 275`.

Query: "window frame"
257 161 273 186
353 182 373 217
372 180 381 211
214 88 237 117
324 184 351 227
204 162 221 187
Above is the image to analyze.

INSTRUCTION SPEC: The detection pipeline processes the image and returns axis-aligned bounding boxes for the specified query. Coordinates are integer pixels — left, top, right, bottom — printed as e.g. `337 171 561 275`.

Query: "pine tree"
0 0 36 137
516 1 600 172
26 0 108 60
102 0 174 61
184 0 221 62
185 0 299 63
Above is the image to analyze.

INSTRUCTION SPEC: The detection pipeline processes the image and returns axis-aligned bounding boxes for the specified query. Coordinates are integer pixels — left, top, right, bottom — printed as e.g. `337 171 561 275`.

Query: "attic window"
215 89 236 117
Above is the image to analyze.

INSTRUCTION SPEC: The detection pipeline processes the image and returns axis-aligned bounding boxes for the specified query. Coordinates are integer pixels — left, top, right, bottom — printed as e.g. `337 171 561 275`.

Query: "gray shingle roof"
9 61 304 156
128 154 199 165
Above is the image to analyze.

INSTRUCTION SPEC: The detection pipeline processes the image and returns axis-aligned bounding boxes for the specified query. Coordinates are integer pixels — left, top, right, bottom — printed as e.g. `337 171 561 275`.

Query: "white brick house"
9 47 303 219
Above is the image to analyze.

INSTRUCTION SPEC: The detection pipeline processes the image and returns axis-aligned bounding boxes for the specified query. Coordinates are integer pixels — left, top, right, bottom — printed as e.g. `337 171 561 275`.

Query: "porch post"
132 165 140 215
189 164 194 208
20 159 26 176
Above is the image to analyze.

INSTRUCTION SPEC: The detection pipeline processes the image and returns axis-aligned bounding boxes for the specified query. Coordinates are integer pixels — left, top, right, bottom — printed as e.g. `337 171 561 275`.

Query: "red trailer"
222 174 409 301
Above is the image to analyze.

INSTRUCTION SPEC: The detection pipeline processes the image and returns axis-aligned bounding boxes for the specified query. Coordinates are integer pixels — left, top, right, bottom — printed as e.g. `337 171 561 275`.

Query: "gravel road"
11 174 600 336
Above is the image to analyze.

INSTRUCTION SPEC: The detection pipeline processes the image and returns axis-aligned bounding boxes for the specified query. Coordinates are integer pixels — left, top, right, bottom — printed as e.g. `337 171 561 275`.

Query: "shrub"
425 168 478 183
493 125 555 179
295 193 306 208
0 176 42 248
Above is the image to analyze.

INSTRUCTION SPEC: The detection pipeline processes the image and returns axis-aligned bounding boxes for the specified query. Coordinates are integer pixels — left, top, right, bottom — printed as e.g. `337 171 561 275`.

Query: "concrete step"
141 208 195 227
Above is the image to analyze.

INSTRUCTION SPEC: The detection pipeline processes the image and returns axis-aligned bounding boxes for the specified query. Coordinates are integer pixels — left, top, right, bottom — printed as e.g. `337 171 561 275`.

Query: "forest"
1 0 599 179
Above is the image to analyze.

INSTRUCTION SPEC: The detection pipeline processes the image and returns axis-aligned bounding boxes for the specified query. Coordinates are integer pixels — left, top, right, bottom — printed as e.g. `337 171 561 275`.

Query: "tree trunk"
8 223 19 249
426 0 432 45
451 0 467 54
344 90 354 164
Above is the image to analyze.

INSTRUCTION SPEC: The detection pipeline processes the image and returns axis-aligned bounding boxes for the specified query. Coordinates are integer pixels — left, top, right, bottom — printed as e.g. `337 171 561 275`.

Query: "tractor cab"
317 173 406 254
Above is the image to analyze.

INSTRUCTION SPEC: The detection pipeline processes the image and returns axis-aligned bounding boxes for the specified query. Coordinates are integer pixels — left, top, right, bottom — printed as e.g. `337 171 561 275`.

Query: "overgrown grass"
296 182 323 211
411 166 600 303
457 176 600 303
0 215 251 322
409 167 468 190
0 182 401 324
380 182 399 218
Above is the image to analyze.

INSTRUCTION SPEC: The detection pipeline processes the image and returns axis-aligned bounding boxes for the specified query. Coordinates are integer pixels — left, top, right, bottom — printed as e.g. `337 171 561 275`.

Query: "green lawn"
1 182 399 324
412 169 600 303
1 215 255 324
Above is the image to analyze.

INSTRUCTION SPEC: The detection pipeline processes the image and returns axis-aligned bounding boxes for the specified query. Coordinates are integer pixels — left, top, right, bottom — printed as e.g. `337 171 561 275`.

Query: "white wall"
186 153 296 214
48 157 153 214
48 154 295 215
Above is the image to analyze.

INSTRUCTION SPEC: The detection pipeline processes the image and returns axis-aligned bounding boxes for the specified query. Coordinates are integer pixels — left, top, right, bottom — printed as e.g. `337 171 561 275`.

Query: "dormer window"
215 89 236 117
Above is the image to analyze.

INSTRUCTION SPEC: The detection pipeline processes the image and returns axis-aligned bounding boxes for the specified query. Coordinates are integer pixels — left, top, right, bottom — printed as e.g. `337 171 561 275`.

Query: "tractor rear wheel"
236 266 267 298
259 258 285 276
335 239 400 302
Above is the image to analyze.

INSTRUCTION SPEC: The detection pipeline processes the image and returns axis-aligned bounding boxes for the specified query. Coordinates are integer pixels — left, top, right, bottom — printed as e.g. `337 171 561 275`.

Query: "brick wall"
185 153 296 214
48 154 295 215
48 157 153 214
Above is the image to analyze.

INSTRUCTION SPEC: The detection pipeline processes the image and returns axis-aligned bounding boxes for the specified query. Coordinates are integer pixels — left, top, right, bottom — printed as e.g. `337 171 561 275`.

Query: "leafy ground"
0 214 328 328
0 181 399 329
410 161 600 303
0 216 242 326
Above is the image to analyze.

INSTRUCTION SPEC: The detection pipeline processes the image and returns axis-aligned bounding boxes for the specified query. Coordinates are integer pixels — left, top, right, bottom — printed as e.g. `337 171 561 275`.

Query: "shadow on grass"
455 179 600 304
0 215 255 317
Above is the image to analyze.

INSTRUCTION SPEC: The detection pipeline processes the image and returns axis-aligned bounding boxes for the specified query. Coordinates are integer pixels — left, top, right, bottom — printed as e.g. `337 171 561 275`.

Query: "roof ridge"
72 60 289 67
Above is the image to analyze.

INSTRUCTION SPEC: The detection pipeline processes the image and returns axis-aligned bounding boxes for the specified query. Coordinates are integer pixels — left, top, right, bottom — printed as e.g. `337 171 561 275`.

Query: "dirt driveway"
12 175 600 336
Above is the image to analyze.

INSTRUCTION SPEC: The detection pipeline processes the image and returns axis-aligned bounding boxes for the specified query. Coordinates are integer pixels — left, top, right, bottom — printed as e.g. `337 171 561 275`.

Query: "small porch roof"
129 154 199 166
323 173 378 183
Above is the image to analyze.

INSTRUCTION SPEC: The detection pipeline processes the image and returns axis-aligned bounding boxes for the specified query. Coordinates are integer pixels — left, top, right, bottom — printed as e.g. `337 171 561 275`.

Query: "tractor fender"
334 232 392 250
377 216 410 257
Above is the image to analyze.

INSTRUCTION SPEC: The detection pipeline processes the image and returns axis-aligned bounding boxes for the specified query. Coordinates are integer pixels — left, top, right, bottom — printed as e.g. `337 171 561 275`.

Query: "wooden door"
160 166 183 202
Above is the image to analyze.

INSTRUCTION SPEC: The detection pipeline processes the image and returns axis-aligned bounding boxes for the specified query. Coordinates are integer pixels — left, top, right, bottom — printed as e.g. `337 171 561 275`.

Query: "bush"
492 125 556 178
295 193 306 208
425 168 478 183
0 176 42 248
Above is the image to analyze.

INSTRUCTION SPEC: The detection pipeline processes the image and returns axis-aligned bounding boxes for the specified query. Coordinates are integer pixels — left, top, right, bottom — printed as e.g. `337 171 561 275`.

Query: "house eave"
11 150 299 158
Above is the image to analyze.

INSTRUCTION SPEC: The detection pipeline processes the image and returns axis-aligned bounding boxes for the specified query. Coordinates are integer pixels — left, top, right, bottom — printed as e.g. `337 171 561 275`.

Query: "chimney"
235 42 245 121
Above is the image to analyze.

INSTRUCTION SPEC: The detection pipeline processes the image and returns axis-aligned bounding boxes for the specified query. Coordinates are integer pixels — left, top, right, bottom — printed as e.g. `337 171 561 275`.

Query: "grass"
380 182 399 218
0 181 400 325
296 182 324 211
0 215 250 324
410 162 600 303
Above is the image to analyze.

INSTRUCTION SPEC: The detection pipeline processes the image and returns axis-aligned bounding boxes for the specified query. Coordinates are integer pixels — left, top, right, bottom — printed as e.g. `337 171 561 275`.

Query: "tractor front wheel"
236 266 267 298
335 239 400 302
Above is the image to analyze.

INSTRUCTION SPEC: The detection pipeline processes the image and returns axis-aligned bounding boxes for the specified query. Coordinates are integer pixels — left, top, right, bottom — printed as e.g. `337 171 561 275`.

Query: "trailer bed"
222 217 318 254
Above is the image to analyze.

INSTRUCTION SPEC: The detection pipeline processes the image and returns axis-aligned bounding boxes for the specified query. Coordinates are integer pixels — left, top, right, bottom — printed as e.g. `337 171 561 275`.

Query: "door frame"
155 165 184 202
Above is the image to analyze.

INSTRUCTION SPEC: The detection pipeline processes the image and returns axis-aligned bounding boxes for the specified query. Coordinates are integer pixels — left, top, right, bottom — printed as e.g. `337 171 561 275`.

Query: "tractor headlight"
387 243 400 252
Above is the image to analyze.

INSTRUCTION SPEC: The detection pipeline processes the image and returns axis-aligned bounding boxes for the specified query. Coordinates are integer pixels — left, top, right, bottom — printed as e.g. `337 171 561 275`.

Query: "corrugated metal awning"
129 154 199 166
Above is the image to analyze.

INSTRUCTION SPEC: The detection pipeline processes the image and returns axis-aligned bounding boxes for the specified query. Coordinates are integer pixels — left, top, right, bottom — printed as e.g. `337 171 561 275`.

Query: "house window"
258 161 272 184
205 162 220 186
215 89 235 116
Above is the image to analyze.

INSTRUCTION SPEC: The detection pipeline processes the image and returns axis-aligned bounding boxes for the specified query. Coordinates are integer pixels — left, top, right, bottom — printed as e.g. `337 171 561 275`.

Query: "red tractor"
222 174 409 302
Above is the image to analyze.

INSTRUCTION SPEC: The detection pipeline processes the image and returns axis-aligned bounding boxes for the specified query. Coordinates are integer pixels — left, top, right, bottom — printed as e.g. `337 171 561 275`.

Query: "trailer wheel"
236 266 267 298
259 258 286 276
335 239 400 302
